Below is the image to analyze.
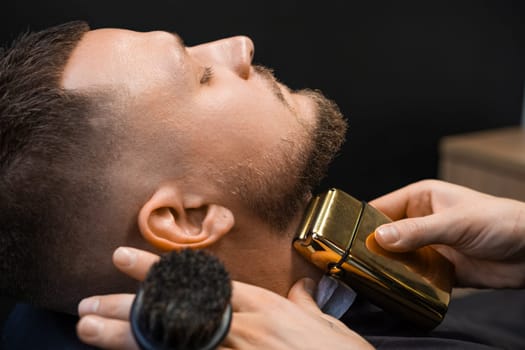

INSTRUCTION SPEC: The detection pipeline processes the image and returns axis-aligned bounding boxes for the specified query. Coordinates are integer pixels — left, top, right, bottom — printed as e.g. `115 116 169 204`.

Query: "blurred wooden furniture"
439 126 525 202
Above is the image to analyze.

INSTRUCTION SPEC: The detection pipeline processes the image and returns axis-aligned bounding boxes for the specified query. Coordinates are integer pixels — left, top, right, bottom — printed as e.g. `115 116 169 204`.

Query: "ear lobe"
138 184 235 251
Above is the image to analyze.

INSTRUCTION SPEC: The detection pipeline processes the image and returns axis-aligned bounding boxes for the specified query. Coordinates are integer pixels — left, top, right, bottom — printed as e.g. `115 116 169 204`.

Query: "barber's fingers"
374 210 468 252
231 278 334 321
112 246 160 281
223 282 287 349
224 279 372 350
287 278 321 315
230 279 320 316
369 185 412 220
369 180 441 220
229 281 272 312
77 315 138 350
287 278 353 334
78 294 134 319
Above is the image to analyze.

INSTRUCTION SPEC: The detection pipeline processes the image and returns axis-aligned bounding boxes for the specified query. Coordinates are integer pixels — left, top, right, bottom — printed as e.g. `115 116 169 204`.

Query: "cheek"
193 86 296 150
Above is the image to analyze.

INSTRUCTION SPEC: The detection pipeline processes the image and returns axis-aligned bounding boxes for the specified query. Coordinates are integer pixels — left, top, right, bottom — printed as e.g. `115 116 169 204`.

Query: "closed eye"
200 66 214 84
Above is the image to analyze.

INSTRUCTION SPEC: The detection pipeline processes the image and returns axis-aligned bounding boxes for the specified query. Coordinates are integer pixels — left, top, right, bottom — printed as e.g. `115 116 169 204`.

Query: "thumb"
287 278 322 314
375 212 463 252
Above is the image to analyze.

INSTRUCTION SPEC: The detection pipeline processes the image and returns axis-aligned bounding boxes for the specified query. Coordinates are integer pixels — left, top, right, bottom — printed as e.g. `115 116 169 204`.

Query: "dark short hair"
0 21 115 304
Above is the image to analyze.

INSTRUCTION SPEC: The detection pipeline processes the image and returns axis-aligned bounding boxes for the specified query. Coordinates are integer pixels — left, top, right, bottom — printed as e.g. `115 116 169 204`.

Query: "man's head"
0 21 347 312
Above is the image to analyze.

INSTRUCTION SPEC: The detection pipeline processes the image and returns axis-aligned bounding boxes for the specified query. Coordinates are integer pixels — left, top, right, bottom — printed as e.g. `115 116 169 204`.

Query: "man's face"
62 29 346 231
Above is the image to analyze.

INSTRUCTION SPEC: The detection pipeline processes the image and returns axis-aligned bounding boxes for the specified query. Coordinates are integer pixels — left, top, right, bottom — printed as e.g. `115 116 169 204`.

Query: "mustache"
252 64 277 82
252 64 291 109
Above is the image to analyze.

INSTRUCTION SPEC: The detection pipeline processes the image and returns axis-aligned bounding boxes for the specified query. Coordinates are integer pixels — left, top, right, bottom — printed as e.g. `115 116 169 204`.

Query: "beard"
218 88 348 232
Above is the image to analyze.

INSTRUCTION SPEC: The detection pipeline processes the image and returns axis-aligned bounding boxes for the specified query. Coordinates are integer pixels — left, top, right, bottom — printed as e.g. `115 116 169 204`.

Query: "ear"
138 183 235 251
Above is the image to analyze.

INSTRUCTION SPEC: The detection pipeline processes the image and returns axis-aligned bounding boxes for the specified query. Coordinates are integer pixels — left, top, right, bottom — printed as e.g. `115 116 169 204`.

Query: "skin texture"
57 27 350 310
77 180 525 349
77 247 374 350
63 26 524 349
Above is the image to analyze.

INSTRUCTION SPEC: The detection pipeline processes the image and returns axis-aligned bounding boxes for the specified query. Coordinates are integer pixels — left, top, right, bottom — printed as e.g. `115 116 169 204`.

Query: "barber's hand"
77 247 373 350
222 279 373 349
77 247 158 349
370 179 525 289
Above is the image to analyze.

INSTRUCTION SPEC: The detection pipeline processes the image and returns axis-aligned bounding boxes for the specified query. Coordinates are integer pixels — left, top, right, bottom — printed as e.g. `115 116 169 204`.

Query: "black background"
1 0 524 327
1 0 524 200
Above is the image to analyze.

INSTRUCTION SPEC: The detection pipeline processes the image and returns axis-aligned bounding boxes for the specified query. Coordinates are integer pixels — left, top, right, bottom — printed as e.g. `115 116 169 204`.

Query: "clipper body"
293 189 453 329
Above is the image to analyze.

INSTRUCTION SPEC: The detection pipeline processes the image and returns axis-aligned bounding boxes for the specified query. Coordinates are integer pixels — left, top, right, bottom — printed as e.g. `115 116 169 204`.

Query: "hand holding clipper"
293 189 454 329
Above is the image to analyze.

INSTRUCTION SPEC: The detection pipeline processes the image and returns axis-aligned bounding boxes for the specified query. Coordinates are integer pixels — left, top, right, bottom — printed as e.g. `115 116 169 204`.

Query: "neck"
210 205 323 296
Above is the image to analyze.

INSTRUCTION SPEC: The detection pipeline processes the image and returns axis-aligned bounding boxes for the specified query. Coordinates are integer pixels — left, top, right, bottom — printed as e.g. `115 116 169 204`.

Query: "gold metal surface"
293 189 454 329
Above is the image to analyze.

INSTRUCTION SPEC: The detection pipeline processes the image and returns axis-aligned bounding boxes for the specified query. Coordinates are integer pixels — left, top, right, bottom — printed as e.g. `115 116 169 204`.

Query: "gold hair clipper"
293 189 454 329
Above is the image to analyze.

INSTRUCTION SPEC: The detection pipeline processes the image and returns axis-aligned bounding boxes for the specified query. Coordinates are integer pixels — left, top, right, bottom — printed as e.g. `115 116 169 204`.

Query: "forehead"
61 28 187 94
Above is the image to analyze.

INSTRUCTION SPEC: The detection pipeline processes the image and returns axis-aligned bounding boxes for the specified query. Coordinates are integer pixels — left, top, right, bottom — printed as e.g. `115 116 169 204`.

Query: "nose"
189 36 254 79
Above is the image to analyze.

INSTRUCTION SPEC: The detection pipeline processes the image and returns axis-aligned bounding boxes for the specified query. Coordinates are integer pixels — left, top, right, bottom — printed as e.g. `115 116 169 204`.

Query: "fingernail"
376 225 399 244
78 298 99 315
80 317 102 338
303 278 316 296
114 247 135 267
